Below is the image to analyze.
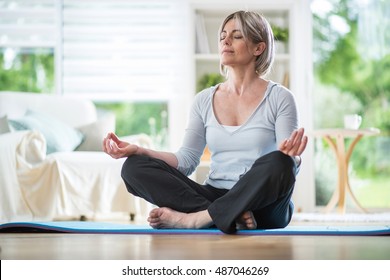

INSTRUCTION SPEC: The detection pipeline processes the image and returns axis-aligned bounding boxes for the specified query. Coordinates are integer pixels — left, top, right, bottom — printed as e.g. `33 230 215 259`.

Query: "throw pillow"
76 112 115 151
9 110 84 154
0 115 11 134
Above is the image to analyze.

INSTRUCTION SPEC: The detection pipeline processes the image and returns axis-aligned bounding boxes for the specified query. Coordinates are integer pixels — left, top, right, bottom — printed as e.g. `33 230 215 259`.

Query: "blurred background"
1 0 389 211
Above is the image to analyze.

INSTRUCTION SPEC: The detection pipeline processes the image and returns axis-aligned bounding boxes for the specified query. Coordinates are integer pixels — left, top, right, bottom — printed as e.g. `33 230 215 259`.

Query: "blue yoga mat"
1 221 390 236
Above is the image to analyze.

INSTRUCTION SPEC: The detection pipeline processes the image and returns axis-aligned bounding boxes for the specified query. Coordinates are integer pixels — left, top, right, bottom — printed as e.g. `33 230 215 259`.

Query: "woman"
103 10 308 234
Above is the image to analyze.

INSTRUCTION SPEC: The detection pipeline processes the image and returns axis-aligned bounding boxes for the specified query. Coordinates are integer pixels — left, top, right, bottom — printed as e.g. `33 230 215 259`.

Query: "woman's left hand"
279 128 308 157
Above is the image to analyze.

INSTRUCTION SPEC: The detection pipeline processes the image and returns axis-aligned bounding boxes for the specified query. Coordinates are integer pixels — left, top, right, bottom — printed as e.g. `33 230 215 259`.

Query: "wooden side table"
312 128 380 214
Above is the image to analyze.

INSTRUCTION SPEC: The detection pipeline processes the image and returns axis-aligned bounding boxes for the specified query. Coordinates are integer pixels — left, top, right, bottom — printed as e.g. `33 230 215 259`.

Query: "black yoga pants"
121 151 297 234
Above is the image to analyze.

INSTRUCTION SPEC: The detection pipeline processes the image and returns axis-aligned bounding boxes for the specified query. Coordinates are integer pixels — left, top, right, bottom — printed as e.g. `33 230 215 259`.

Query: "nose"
222 37 231 46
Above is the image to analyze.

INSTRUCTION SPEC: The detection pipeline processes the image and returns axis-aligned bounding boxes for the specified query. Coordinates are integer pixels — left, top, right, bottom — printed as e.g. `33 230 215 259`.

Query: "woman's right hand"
103 132 139 159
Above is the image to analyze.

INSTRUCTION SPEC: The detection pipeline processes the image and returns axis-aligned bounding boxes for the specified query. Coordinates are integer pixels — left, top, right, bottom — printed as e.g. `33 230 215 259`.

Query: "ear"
253 42 266 56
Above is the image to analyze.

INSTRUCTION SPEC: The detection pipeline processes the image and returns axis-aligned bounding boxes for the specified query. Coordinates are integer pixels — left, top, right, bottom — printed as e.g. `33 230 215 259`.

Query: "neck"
225 69 262 96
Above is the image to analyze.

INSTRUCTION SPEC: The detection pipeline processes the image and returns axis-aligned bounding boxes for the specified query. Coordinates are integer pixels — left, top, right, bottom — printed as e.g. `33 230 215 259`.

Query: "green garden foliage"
0 48 54 93
313 0 390 206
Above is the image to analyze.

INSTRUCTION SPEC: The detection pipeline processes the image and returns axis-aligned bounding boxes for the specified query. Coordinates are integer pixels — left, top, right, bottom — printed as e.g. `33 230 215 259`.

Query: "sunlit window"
0 47 54 93
312 0 390 210
0 0 186 149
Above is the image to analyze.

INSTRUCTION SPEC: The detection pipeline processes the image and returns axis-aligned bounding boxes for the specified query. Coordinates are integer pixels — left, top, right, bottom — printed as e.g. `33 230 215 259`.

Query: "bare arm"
103 132 178 168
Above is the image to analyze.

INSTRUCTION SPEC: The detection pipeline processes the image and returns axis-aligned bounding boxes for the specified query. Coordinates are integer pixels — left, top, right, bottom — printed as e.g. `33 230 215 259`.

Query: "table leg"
322 135 347 213
335 134 348 214
345 135 368 213
324 186 339 213
322 134 367 214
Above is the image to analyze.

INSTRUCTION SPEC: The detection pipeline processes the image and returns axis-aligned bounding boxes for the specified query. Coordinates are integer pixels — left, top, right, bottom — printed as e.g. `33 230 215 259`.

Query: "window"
312 0 390 210
0 47 54 93
0 0 56 93
61 0 186 146
61 0 183 100
0 0 188 149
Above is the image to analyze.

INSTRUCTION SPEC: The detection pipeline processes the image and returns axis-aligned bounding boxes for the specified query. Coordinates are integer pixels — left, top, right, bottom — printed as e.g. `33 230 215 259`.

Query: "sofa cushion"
76 120 110 151
76 112 115 151
9 110 84 154
0 115 11 134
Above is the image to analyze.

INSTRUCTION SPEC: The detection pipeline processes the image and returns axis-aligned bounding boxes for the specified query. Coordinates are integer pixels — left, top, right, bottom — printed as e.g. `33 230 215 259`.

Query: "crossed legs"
121 151 296 234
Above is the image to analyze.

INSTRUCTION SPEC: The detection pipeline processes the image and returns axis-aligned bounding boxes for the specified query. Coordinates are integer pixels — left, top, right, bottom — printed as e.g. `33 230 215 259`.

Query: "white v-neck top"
222 125 240 133
175 81 299 189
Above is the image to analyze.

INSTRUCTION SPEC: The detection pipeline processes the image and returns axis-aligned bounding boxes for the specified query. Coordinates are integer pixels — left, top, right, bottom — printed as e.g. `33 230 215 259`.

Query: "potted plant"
197 73 224 92
272 25 289 53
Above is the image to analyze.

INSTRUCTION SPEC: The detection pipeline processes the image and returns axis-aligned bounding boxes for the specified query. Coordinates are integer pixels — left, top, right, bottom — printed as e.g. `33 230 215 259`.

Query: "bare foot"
236 211 257 230
147 207 213 229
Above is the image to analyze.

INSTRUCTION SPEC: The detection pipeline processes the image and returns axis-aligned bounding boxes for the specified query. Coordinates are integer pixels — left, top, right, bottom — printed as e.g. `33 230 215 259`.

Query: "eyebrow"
220 29 242 34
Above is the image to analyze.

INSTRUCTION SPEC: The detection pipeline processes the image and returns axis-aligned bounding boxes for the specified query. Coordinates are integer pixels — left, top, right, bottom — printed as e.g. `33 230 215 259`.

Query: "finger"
288 129 298 144
109 138 114 149
104 137 112 154
286 144 299 156
284 129 300 150
288 134 308 157
283 138 298 155
290 128 304 147
110 133 121 144
105 137 119 158
288 131 298 147
108 141 120 158
103 133 113 150
280 138 296 154
285 138 302 157
296 135 308 155
291 128 306 147
295 128 304 142
278 138 289 151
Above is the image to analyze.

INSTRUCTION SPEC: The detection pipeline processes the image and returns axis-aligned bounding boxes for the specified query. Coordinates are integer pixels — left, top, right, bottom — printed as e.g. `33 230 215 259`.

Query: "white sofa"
0 92 153 222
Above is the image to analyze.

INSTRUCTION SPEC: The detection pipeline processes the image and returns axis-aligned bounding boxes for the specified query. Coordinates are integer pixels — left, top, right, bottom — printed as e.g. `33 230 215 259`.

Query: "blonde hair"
218 11 275 77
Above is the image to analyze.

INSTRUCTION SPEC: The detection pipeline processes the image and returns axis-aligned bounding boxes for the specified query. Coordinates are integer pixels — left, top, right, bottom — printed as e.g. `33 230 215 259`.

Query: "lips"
221 49 234 54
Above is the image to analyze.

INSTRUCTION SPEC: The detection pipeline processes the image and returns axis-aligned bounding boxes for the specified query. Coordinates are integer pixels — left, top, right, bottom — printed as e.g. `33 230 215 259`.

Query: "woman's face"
219 19 258 68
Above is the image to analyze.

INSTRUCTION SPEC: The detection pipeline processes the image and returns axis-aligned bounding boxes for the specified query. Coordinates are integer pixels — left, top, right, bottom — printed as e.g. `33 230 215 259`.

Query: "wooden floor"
1 221 390 260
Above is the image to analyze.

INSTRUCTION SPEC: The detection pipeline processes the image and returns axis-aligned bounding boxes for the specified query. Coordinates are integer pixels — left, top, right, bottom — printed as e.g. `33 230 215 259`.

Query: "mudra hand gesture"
279 128 308 165
103 132 138 159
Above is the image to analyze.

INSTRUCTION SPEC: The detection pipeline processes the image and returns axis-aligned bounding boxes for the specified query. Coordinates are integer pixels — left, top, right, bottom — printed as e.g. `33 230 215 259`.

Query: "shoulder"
268 81 293 96
193 85 218 108
267 81 296 103
196 85 218 99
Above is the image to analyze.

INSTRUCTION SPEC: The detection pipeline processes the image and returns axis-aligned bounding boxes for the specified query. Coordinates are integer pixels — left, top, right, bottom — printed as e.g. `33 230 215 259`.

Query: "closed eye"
219 30 243 41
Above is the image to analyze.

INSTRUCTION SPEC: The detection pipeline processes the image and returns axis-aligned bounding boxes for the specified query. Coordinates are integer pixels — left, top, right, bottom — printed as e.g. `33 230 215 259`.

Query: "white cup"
344 114 362 129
